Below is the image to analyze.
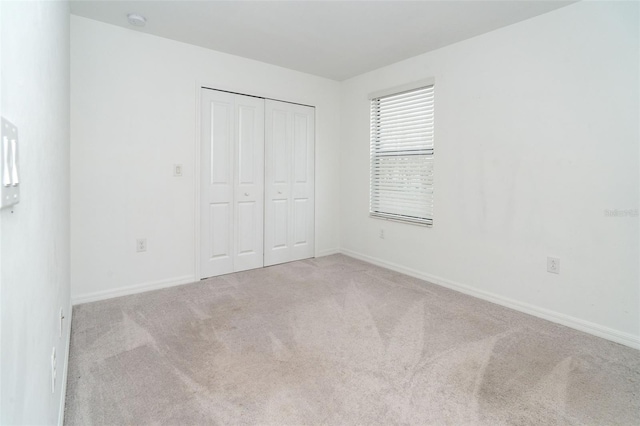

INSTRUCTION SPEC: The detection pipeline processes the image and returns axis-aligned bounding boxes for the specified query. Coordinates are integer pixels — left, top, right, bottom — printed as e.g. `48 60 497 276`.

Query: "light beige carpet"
64 255 640 425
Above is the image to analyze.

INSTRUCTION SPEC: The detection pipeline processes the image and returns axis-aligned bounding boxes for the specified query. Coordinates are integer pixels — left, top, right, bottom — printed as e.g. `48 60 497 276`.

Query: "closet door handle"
244 192 249 196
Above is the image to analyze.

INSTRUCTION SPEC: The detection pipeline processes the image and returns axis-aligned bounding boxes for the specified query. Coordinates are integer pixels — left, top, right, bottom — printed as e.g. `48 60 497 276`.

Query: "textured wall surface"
71 16 342 302
340 1 639 344
0 1 71 424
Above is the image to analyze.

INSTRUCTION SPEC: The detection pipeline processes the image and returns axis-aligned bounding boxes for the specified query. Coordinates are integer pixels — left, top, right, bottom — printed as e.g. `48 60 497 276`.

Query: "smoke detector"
127 13 147 27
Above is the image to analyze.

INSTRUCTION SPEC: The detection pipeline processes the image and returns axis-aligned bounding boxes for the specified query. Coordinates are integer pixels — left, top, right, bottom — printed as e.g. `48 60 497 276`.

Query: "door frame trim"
194 81 317 280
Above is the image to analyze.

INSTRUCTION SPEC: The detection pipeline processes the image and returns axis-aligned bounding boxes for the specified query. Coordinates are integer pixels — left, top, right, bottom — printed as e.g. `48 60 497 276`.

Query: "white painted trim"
57 305 72 426
194 81 202 281
368 77 435 100
316 248 341 257
340 248 640 350
198 80 314 110
312 107 319 259
71 275 196 305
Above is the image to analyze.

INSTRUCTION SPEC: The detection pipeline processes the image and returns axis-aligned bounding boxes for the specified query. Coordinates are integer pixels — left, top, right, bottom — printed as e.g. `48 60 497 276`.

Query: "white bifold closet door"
200 89 265 278
264 100 315 267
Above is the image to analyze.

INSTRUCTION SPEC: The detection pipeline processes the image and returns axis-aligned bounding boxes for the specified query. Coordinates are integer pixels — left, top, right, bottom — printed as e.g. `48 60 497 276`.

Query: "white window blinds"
370 84 434 226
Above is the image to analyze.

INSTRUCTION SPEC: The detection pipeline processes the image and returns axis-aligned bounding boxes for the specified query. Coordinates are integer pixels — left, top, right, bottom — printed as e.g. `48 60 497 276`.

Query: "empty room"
1 0 638 424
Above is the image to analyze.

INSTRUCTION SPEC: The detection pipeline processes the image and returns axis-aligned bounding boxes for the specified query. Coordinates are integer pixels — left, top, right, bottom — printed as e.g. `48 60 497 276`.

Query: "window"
369 81 434 226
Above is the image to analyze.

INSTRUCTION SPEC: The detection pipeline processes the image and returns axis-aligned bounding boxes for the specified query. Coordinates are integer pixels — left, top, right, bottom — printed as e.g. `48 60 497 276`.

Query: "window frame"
369 79 435 227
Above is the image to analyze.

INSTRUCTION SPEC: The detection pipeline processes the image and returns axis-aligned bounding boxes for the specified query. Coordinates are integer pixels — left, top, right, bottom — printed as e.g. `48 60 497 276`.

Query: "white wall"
71 16 341 302
0 1 71 424
72 3 639 348
340 2 639 347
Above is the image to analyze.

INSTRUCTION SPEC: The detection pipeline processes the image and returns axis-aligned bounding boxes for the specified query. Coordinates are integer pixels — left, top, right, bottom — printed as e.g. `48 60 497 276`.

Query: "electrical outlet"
136 238 147 252
379 229 385 239
547 256 560 274
51 347 56 393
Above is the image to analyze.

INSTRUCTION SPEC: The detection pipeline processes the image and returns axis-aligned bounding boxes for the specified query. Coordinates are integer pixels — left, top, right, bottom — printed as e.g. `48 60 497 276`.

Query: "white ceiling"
70 0 574 81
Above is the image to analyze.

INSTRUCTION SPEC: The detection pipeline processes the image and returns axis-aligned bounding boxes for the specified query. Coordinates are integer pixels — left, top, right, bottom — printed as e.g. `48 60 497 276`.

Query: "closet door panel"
209 203 231 259
265 100 315 266
293 198 309 246
201 89 264 278
273 199 288 248
236 201 257 253
201 90 235 277
293 113 309 183
202 89 313 276
233 96 265 272
272 110 289 183
264 104 291 266
210 103 232 185
292 108 314 259
290 107 315 260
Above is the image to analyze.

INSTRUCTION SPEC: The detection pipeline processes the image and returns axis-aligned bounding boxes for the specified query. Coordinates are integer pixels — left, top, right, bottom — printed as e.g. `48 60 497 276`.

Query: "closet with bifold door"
200 88 315 279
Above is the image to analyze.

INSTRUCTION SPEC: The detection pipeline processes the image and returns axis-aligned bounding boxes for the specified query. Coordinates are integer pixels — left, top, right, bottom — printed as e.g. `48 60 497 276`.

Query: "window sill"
369 213 433 228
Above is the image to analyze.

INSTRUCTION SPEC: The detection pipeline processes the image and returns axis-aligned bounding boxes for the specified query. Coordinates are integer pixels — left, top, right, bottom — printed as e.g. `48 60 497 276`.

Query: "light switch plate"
1 117 20 209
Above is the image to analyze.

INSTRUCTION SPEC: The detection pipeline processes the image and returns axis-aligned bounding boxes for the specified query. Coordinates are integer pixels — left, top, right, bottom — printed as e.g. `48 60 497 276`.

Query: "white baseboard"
72 275 196 305
340 248 640 350
57 303 72 426
73 250 341 305
316 248 341 257
69 251 639 350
